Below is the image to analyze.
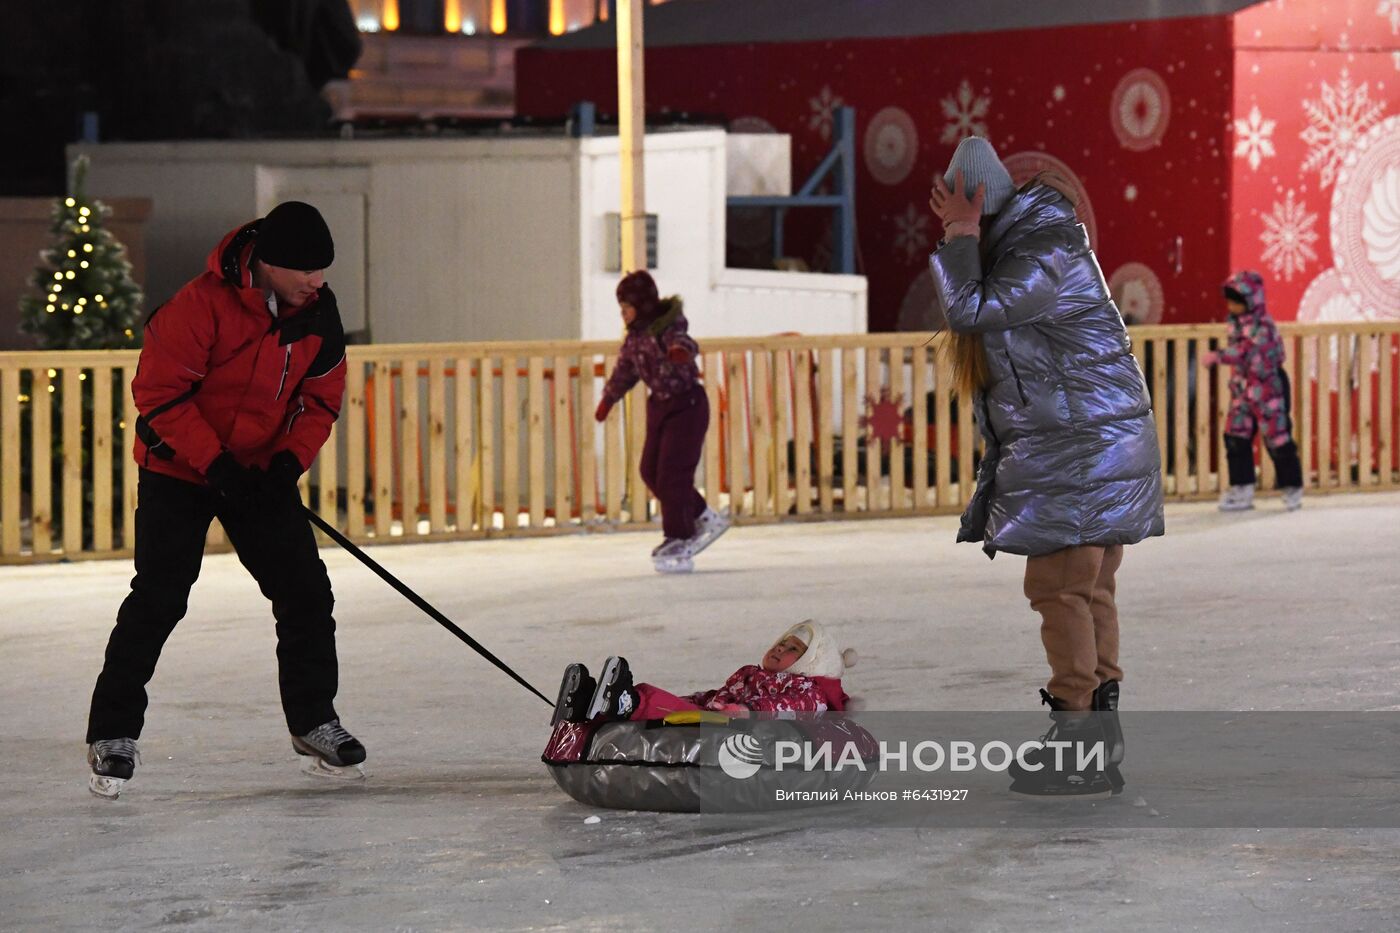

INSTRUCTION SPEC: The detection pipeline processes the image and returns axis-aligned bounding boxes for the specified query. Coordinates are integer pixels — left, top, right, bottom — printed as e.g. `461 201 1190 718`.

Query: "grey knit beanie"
943 137 1015 216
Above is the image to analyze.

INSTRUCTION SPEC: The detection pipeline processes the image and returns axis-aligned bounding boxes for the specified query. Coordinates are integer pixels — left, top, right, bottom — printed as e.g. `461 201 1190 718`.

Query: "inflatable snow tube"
543 712 880 812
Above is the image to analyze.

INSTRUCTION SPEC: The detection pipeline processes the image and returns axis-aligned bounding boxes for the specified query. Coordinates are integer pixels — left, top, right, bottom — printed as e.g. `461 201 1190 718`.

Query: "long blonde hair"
949 332 990 396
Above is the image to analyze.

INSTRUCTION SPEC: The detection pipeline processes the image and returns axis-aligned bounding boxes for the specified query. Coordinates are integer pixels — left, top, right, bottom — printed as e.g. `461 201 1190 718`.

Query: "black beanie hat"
256 201 334 271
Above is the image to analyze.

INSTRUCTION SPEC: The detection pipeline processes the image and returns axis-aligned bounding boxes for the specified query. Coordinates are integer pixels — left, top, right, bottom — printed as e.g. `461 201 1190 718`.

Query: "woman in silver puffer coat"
928 138 1164 794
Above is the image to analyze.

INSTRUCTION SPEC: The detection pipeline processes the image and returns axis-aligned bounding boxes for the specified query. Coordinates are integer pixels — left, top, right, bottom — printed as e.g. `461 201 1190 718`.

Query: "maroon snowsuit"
602 299 709 540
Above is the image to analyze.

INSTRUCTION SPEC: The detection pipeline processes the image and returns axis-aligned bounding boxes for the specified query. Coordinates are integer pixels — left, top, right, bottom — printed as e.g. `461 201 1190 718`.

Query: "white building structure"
72 129 866 343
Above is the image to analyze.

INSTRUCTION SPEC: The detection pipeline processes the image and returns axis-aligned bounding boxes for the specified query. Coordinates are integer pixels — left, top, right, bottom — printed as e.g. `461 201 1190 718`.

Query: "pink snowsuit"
631 665 849 720
1219 271 1292 449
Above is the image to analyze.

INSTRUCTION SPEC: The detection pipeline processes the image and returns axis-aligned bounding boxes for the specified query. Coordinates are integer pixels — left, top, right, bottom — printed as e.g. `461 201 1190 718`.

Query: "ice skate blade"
653 557 694 574
299 757 366 781
88 774 127 799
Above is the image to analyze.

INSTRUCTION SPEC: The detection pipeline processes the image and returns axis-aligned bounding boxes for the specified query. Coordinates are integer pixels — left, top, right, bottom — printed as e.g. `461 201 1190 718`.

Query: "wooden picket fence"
1 323 1397 564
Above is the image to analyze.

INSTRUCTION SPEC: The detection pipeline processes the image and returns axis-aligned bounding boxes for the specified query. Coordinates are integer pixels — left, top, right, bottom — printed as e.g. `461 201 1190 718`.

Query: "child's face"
620 301 637 325
762 636 807 672
1225 298 1247 317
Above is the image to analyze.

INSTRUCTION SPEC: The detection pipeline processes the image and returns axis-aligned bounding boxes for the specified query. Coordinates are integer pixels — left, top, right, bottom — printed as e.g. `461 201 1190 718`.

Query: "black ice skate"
551 662 597 725
586 656 638 721
87 738 139 799
1008 690 1115 800
292 719 367 780
1093 679 1126 794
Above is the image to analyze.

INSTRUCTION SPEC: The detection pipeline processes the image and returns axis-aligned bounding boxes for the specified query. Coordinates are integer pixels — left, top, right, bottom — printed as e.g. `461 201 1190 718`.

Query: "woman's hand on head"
930 169 986 234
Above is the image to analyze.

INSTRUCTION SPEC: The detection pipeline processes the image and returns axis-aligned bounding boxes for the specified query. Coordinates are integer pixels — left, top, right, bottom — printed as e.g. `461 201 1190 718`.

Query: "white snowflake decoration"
1259 189 1319 282
1234 105 1276 171
893 204 930 263
1380 0 1400 35
1300 68 1386 187
807 86 844 141
940 79 991 145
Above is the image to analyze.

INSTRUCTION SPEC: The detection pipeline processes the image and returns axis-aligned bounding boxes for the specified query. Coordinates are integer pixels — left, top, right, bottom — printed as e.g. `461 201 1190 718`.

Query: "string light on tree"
18 155 143 350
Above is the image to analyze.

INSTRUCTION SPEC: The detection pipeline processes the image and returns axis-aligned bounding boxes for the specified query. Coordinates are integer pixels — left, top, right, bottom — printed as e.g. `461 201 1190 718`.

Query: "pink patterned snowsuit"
630 665 849 720
1219 271 1292 449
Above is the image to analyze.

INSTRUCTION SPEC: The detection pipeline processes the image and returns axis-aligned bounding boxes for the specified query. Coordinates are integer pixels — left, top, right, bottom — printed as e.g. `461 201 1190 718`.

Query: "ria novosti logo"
718 736 1107 780
717 733 766 779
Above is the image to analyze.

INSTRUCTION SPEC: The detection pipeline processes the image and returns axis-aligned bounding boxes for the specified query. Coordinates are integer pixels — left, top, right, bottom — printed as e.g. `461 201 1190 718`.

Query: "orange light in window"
444 0 462 32
382 0 399 31
490 0 507 33
549 0 565 34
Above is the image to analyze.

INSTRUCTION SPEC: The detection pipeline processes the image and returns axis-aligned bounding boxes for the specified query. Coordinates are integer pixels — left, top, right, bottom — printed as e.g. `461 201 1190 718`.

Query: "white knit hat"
943 136 1015 216
776 620 857 680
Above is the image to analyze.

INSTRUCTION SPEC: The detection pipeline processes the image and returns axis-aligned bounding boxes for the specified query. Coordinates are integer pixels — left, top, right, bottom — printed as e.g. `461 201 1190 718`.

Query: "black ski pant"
86 469 339 742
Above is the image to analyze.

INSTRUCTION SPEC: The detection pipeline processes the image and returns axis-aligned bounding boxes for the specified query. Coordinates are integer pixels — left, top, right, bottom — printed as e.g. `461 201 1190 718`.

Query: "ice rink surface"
3 492 1399 931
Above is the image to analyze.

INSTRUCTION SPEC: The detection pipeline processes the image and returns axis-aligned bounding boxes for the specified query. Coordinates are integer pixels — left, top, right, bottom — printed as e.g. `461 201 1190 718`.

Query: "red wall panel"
1231 0 1399 324
519 17 1238 330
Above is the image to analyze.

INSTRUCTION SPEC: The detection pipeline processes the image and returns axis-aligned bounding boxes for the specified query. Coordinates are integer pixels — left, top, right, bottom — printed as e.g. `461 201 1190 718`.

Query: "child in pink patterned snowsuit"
1204 271 1303 511
550 621 856 725
595 271 723 570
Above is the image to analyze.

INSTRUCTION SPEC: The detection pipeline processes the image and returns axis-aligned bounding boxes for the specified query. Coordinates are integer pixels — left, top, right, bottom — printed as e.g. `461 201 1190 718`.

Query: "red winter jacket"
131 222 347 485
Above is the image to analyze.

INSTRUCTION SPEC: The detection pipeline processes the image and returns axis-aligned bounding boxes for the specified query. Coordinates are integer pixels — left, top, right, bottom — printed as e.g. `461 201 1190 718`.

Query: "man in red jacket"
85 202 363 798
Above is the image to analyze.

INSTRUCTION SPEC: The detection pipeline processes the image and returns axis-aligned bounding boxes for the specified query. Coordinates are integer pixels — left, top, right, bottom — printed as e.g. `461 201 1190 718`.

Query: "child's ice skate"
1281 486 1303 511
87 738 139 799
587 656 639 721
551 662 597 725
686 507 731 557
292 719 367 780
652 538 695 574
1217 484 1255 511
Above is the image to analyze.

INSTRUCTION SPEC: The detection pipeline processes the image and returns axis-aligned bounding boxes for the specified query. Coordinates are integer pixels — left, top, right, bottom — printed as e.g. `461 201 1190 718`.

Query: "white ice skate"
87 738 139 800
293 720 367 781
1217 484 1255 512
686 507 732 557
652 538 695 574
1281 486 1303 511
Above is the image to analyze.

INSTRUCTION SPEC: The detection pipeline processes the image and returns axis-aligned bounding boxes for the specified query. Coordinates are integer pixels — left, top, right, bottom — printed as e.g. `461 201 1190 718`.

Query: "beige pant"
1023 544 1125 711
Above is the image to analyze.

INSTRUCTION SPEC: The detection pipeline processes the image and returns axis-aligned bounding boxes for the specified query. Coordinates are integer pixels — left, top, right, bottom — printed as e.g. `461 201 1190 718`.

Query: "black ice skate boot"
1008 690 1114 800
1093 680 1125 794
292 719 367 780
87 738 139 799
586 656 638 721
551 662 597 725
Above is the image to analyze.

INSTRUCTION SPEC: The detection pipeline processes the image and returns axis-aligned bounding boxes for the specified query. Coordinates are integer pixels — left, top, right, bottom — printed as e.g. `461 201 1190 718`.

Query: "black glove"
205 452 261 505
266 450 304 488
261 450 305 504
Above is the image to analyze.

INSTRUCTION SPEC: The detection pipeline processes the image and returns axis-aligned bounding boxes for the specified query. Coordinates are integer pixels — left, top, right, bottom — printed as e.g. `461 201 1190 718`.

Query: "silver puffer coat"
928 183 1165 558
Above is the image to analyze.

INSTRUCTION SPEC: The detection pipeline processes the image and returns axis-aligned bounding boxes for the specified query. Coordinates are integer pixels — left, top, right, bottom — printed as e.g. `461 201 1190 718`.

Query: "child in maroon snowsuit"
596 271 724 569
1203 271 1303 511
551 621 856 725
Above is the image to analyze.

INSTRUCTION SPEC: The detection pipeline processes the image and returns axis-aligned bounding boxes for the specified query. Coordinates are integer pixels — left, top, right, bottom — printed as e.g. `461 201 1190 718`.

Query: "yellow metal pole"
616 0 647 272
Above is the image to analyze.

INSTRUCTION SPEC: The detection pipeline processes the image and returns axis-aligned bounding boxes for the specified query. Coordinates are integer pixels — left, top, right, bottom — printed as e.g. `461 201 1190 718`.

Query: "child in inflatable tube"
550 620 857 725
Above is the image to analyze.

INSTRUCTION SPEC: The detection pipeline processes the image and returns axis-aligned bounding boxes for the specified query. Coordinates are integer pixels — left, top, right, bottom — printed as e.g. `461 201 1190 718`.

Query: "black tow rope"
303 506 553 707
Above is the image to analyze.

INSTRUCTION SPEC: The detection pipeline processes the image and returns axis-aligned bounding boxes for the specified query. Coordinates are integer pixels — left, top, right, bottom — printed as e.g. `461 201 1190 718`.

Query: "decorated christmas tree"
19 156 143 350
